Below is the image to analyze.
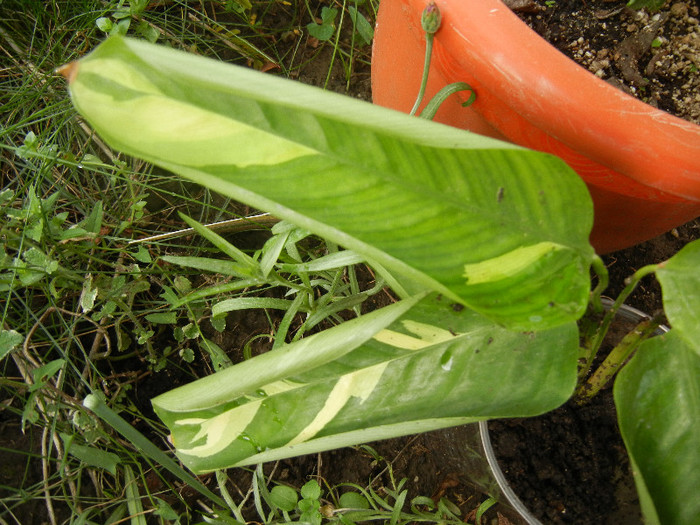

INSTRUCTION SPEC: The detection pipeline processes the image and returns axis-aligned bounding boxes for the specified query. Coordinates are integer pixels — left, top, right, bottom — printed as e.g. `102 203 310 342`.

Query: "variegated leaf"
62 36 595 330
153 294 579 472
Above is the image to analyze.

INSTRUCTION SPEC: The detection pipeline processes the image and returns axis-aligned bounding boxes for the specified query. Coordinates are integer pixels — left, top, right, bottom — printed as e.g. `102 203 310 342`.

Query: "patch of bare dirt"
508 0 700 123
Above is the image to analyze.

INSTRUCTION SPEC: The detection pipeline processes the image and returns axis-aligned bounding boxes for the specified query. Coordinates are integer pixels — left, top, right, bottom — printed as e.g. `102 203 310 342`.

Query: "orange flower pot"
371 0 700 253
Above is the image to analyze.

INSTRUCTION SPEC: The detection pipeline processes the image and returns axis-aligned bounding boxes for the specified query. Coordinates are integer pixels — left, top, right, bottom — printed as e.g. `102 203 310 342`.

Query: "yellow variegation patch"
69 60 317 169
287 362 387 445
463 242 564 285
177 401 261 457
373 320 461 350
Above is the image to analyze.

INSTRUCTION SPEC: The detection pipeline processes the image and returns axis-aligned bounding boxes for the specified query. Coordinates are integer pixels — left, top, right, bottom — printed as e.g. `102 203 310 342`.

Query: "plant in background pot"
371 0 700 254
62 36 699 524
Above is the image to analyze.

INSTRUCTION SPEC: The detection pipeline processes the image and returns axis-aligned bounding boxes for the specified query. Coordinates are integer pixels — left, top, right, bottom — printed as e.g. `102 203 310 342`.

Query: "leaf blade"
154 294 579 472
65 36 595 330
614 331 700 525
656 241 700 357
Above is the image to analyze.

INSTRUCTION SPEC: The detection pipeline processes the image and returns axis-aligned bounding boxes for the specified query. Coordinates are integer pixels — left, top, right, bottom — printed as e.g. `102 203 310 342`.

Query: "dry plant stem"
575 314 663 404
41 427 58 525
127 213 279 245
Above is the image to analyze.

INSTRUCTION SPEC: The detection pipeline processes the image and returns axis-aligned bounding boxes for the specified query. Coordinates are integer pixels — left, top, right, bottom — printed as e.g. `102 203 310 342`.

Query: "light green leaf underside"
614 331 700 525
68 36 595 330
153 294 579 472
153 295 422 413
656 241 700 357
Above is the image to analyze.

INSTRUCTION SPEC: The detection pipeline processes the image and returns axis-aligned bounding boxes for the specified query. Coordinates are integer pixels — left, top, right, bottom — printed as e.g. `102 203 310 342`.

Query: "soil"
489 393 638 525
507 0 700 123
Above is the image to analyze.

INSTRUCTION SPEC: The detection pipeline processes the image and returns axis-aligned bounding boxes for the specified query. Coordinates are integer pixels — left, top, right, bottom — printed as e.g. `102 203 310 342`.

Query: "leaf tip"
56 61 79 84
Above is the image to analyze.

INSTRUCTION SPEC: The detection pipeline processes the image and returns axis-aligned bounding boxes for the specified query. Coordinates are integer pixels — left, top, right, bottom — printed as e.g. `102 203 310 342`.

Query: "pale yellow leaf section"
286 362 388 446
373 320 461 350
174 379 303 457
80 58 163 96
176 400 261 457
256 379 305 397
72 59 316 168
462 242 564 284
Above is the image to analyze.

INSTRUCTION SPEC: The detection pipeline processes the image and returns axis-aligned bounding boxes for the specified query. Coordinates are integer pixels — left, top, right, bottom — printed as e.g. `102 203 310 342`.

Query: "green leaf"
80 276 98 313
136 21 159 43
113 18 130 36
132 245 152 263
23 247 58 274
301 480 322 500
655 240 700 357
179 347 195 363
339 491 370 510
270 485 299 512
182 323 199 340
173 275 192 294
123 464 147 525
60 433 121 475
170 278 263 307
161 255 256 278
81 200 104 234
153 294 577 472
260 229 291 278
277 250 364 273
179 214 258 273
129 0 149 16
199 337 233 370
65 36 595 330
154 295 421 411
31 359 65 391
145 311 177 324
210 316 226 332
153 497 179 520
212 297 296 317
614 331 700 525
348 7 374 45
0 329 24 361
307 7 337 41
95 16 113 33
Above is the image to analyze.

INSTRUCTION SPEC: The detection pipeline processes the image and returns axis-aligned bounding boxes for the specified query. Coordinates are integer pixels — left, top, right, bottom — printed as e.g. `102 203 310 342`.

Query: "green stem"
579 260 658 380
589 255 608 314
579 263 658 378
216 470 247 524
419 82 475 120
410 33 433 116
83 393 228 510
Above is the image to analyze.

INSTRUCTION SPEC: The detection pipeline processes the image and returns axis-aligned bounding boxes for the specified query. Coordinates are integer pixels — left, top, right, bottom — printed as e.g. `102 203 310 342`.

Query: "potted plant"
371 0 700 254
62 36 698 524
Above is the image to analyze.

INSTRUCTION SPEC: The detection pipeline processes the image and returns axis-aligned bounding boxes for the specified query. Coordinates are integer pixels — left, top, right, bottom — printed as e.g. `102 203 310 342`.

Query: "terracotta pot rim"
426 0 700 200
